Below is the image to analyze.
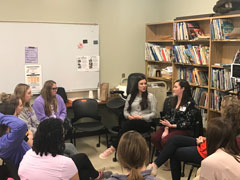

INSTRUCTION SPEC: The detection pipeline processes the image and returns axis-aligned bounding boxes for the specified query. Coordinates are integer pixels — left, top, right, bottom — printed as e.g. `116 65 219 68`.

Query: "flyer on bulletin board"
25 65 42 93
77 55 99 72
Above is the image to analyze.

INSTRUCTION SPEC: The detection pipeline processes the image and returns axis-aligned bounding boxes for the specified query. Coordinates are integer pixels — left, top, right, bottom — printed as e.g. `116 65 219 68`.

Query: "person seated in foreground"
148 95 240 179
107 130 160 180
200 117 240 180
0 112 30 167
18 118 112 180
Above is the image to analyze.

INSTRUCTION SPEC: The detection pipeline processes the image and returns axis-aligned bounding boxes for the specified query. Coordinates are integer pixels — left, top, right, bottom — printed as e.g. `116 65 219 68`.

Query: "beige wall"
0 0 218 92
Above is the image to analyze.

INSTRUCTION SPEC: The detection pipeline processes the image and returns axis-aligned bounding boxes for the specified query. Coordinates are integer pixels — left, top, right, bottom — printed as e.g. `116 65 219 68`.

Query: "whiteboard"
0 22 99 93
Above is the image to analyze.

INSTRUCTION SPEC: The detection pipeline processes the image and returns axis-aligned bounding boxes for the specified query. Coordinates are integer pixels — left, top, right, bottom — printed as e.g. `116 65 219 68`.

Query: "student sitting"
0 112 30 167
14 83 39 134
32 80 66 121
18 118 112 180
107 131 160 180
200 117 240 180
0 93 33 147
100 74 157 159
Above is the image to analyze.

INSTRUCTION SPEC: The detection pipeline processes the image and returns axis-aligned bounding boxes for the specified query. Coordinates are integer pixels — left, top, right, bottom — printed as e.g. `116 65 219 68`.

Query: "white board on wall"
0 21 99 93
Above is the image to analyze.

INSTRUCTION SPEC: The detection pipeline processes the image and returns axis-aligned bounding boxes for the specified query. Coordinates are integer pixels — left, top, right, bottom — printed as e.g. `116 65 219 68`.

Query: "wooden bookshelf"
145 14 240 122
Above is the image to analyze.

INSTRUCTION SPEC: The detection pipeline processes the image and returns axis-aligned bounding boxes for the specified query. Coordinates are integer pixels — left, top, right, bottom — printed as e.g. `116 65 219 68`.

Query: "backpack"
57 87 68 103
213 0 240 13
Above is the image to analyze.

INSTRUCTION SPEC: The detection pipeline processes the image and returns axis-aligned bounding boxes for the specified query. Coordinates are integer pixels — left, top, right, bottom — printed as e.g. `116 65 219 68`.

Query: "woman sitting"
33 80 66 121
200 117 240 180
18 118 112 180
100 74 157 159
107 131 160 180
14 83 39 134
151 79 198 152
0 93 33 147
148 94 240 179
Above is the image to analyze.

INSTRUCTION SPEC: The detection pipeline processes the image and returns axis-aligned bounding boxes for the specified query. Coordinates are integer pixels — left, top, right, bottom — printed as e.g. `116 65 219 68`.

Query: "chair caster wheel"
96 144 100 147
113 157 117 162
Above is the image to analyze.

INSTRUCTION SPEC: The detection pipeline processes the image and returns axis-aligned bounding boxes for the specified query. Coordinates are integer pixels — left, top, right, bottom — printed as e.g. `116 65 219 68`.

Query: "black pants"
112 119 151 149
71 153 99 180
154 135 203 180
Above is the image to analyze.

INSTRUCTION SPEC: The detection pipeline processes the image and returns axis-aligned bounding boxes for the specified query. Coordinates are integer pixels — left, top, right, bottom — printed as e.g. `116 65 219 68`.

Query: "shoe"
97 170 113 179
99 147 115 159
147 163 158 177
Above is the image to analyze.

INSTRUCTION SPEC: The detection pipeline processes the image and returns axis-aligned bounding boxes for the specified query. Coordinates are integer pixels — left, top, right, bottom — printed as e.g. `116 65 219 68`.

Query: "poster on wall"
25 65 42 93
77 55 99 72
25 47 38 63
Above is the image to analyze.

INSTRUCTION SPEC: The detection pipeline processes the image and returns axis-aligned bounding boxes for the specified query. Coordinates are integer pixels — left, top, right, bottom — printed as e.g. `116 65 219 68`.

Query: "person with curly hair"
18 118 112 180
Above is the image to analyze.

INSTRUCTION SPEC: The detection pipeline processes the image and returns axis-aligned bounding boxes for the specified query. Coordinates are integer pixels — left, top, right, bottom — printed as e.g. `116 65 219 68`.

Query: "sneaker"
98 170 113 179
147 163 158 177
99 147 115 159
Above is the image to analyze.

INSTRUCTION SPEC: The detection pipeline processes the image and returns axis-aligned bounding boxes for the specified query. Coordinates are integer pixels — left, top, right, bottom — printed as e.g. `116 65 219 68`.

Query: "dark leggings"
154 135 203 180
112 119 151 149
71 153 99 180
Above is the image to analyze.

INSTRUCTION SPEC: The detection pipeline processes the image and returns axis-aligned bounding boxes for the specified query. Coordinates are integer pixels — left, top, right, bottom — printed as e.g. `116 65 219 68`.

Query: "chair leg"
113 151 117 162
187 165 194 180
105 131 109 148
181 162 185 177
151 146 156 163
96 134 101 147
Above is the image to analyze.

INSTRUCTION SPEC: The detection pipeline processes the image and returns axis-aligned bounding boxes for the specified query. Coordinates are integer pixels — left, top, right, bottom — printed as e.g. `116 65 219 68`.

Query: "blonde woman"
14 83 39 134
107 131 160 180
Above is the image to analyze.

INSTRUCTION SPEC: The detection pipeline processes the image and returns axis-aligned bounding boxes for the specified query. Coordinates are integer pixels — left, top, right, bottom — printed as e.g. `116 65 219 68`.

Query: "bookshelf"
145 22 174 89
145 14 240 123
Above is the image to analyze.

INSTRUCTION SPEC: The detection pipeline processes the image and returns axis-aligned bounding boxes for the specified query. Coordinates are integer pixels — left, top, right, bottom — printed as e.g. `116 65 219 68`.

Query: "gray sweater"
107 170 161 180
123 93 157 122
18 107 39 134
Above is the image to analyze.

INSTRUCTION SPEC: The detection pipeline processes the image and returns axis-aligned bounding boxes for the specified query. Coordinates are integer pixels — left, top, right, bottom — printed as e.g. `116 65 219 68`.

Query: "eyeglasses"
52 87 58 91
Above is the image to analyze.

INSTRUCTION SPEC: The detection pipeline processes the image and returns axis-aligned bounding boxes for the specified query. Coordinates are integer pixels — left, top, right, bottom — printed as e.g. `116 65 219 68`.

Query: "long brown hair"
14 83 32 111
207 117 240 162
40 80 57 116
117 131 149 180
221 95 240 135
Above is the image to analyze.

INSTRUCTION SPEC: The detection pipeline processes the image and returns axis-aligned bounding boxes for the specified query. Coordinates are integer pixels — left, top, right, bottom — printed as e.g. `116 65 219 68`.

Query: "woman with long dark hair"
151 79 197 152
100 74 157 159
33 80 66 121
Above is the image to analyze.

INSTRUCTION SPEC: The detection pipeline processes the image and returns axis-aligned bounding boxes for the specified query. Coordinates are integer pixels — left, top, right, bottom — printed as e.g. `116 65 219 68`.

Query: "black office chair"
0 158 20 180
71 98 109 147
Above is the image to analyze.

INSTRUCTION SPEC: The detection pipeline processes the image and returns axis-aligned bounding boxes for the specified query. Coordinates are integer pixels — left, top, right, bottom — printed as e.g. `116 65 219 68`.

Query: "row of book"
174 22 208 41
211 68 233 90
145 43 172 62
173 45 209 65
210 90 224 111
177 67 208 86
211 19 233 40
192 87 208 107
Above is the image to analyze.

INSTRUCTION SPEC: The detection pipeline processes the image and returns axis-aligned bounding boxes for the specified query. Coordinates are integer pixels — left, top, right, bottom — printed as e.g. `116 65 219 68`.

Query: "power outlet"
122 73 125 78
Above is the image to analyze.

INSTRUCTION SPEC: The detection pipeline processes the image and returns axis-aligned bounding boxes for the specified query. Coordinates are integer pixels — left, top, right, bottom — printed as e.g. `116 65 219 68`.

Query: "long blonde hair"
40 80 57 116
117 131 149 180
14 83 32 111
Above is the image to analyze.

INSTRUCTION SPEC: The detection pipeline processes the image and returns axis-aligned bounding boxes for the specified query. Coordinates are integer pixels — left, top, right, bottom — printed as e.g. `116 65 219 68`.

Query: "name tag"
179 106 186 112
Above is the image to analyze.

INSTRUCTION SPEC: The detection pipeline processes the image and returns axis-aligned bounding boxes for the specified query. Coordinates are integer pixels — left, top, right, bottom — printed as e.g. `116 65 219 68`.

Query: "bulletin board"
0 21 99 93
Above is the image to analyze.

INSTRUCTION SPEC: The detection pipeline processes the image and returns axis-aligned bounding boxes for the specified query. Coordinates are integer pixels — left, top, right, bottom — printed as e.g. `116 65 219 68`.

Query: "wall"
0 0 218 92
